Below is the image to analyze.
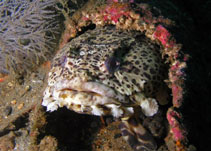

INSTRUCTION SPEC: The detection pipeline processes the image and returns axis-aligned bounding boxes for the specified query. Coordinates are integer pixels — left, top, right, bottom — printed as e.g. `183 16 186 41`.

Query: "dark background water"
136 0 211 150
170 0 211 150
1 0 210 150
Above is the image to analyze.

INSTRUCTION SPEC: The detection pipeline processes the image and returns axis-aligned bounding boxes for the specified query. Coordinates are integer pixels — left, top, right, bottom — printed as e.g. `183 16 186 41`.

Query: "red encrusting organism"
102 2 130 23
153 25 172 48
58 1 191 150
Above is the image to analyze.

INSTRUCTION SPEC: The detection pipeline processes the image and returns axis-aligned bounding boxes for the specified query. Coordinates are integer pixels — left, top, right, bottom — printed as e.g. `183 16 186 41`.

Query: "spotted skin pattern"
42 26 167 151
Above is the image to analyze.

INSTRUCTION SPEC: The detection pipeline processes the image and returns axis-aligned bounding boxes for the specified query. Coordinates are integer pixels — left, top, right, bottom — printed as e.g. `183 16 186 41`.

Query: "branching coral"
0 0 62 75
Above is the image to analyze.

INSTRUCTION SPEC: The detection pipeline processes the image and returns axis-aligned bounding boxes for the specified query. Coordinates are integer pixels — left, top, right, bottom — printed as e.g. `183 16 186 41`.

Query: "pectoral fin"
119 116 157 151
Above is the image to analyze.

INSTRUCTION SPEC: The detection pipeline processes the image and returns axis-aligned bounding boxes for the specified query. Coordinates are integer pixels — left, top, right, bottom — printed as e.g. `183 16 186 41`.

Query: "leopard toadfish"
42 25 168 151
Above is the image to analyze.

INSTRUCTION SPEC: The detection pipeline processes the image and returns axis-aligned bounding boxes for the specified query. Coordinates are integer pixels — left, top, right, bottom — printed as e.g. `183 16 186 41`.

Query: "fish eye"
104 56 120 74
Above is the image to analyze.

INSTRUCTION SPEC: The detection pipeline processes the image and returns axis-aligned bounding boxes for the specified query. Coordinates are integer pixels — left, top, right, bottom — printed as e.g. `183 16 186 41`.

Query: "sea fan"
0 0 62 75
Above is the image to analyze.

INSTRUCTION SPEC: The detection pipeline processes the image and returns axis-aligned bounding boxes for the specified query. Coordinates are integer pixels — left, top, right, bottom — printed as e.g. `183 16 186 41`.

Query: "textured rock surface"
0 0 210 151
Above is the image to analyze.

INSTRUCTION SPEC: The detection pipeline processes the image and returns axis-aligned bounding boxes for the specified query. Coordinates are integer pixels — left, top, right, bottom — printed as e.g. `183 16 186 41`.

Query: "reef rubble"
1 0 208 151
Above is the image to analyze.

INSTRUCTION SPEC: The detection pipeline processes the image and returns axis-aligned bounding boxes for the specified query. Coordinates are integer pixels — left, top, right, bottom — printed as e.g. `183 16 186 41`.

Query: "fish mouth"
54 78 125 101
42 78 133 117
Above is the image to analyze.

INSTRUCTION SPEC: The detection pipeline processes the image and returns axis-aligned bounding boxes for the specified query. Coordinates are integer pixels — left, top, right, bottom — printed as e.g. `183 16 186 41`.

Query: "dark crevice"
0 114 29 137
40 107 101 151
76 24 96 38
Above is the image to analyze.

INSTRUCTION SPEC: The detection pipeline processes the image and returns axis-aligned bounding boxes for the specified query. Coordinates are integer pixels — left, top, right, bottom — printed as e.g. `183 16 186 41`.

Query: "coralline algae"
55 0 193 150
0 0 195 150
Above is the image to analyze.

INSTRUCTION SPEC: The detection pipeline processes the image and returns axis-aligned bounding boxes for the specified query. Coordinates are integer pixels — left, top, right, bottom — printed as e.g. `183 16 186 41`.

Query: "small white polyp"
140 98 158 116
134 93 159 117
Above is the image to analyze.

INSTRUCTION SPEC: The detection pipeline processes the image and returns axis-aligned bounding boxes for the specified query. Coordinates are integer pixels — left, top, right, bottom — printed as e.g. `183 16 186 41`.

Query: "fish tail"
119 116 157 151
